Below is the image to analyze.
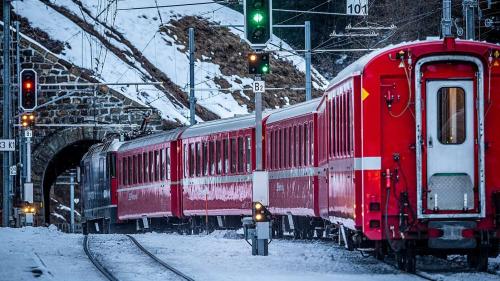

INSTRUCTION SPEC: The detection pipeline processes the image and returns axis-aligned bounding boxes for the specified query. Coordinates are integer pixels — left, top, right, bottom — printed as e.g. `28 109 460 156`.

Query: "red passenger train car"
115 129 184 228
179 115 256 231
80 37 500 272
324 38 500 271
265 99 325 238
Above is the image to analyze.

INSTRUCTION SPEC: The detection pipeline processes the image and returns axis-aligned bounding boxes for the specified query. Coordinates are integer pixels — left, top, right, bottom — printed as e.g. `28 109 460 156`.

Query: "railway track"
83 234 195 281
83 235 119 281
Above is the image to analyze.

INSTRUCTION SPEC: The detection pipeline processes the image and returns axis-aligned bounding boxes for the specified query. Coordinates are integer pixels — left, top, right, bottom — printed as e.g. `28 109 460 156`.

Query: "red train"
81 38 500 272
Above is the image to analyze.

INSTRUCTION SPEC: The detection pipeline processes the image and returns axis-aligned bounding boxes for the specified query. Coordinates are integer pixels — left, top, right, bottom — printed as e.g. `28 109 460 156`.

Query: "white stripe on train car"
117 183 171 192
354 157 381 171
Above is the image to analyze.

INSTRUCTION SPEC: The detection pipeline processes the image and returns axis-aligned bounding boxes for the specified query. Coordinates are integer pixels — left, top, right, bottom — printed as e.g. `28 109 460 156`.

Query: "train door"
425 80 475 211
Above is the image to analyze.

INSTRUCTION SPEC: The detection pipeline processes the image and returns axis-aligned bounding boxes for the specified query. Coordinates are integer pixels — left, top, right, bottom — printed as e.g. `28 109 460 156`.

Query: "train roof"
328 38 500 89
181 114 258 138
118 128 185 152
266 98 321 124
83 139 122 159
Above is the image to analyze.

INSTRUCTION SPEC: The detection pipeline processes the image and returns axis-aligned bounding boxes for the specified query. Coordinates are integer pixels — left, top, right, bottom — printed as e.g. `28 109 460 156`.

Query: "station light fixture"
253 201 271 222
20 69 38 111
248 52 270 75
244 0 272 48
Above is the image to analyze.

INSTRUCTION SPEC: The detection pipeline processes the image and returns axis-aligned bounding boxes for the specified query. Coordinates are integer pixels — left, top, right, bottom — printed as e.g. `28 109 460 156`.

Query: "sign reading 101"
346 0 368 16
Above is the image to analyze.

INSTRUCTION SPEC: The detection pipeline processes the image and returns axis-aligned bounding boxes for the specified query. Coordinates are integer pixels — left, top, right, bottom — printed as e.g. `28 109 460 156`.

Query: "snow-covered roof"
328 38 500 89
118 128 185 152
328 39 444 88
266 98 321 124
181 114 257 139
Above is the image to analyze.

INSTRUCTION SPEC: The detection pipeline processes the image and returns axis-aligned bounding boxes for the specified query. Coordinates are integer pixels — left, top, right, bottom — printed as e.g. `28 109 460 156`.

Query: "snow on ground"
0 226 105 281
2 227 498 281
13 0 328 123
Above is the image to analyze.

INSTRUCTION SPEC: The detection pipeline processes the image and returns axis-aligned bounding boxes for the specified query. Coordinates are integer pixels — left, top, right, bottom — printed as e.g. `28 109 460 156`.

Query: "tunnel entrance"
42 140 98 224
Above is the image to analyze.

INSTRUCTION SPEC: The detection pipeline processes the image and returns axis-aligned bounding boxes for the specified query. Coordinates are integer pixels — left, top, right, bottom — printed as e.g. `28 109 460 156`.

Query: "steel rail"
126 235 195 281
83 235 120 281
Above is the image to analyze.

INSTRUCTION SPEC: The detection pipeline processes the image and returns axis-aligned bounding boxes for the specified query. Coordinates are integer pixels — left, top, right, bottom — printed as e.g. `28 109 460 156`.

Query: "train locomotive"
81 38 500 272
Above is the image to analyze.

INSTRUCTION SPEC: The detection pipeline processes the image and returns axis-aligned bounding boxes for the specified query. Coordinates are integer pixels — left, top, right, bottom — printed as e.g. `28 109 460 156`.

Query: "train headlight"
255 213 263 221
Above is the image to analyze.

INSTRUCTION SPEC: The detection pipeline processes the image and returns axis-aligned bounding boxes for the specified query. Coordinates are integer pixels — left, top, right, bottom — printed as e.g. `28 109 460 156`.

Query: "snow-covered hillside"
13 0 328 125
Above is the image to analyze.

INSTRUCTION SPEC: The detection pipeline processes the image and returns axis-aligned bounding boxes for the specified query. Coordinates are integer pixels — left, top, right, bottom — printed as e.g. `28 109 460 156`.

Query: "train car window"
223 139 229 174
202 142 208 176
329 100 333 158
283 128 290 168
310 122 314 165
138 154 142 184
209 141 214 175
299 125 303 166
166 148 171 180
438 87 466 144
347 90 353 156
184 144 187 178
123 157 128 185
304 124 308 166
336 96 340 158
288 127 293 167
343 93 348 156
230 138 237 174
132 155 137 185
216 140 222 175
143 152 148 183
160 149 165 181
108 154 116 178
148 151 153 181
293 126 298 167
195 142 201 176
246 136 251 172
99 158 105 189
128 156 134 185
278 130 283 169
154 150 159 181
269 131 276 169
189 143 195 177
276 130 279 169
238 137 244 173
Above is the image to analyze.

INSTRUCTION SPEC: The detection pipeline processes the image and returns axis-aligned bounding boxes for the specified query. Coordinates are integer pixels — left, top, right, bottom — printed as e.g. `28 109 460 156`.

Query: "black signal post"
20 69 38 111
244 0 272 48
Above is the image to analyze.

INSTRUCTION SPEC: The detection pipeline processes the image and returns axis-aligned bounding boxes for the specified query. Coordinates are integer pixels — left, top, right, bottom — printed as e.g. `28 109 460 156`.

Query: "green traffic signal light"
261 64 269 73
244 0 272 46
252 12 264 24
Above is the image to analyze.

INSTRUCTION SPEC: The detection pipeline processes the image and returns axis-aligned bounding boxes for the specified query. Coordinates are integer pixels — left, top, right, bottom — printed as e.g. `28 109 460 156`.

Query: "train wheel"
315 228 324 239
476 247 489 272
466 253 478 268
374 241 385 261
405 246 416 273
396 250 407 270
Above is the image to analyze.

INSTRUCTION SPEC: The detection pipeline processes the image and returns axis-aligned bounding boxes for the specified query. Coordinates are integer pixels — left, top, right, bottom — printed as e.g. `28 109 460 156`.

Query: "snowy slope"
13 0 328 124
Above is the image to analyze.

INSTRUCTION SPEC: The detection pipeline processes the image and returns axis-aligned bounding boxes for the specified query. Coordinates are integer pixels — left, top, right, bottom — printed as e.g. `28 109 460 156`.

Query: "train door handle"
428 136 433 148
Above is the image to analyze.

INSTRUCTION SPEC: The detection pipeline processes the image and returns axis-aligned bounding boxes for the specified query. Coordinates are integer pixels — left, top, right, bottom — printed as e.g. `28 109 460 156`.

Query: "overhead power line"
116 1 232 11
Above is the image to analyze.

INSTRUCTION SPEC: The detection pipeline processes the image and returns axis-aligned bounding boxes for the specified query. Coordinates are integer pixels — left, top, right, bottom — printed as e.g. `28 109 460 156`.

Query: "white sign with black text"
252 80 266 93
25 129 33 138
0 139 15 151
346 0 368 16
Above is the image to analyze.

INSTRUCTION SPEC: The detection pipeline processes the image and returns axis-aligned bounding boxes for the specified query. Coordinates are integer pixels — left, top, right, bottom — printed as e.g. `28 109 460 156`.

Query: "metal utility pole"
2 0 12 227
70 171 75 233
189 27 196 126
463 0 477 40
305 21 312 101
255 79 263 171
442 0 453 37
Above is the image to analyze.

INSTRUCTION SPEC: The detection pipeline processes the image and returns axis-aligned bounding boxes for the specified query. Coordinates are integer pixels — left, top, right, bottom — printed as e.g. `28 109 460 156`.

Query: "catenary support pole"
189 27 196 126
3 0 12 227
70 171 75 233
305 21 312 101
463 0 477 40
442 0 452 37
15 21 23 197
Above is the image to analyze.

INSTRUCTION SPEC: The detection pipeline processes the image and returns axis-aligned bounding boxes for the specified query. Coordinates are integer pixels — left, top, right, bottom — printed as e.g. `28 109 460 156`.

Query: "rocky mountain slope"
10 0 329 125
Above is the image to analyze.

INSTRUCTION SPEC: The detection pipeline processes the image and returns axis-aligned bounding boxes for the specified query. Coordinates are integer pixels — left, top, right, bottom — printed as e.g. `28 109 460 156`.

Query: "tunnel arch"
32 127 110 224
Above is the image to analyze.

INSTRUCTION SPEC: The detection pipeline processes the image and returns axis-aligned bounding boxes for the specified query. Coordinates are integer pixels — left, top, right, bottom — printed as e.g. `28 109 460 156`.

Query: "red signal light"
24 81 33 90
